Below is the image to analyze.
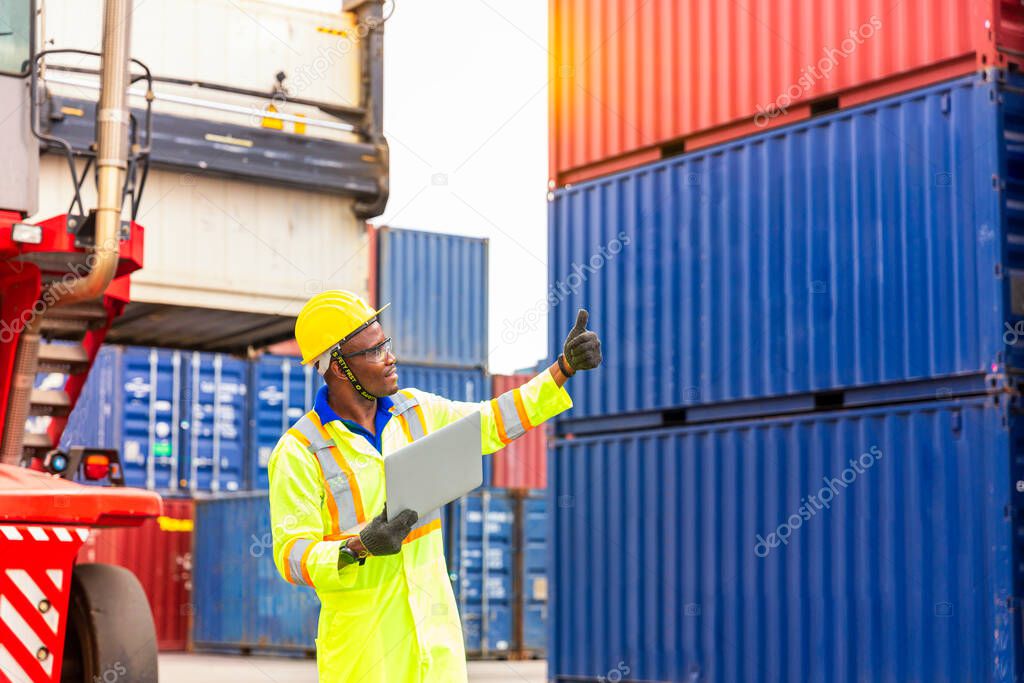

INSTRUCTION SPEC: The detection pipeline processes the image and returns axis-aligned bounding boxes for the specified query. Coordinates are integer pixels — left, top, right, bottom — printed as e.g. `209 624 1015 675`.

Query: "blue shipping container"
397 364 486 403
447 490 515 655
180 352 247 493
521 493 547 655
249 355 317 489
192 493 318 654
549 72 1018 422
62 345 247 493
549 395 1018 682
63 345 184 491
377 226 489 368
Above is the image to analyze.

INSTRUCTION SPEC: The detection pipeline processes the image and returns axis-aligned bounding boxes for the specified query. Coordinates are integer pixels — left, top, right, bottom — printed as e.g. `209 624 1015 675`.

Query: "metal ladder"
12 298 110 462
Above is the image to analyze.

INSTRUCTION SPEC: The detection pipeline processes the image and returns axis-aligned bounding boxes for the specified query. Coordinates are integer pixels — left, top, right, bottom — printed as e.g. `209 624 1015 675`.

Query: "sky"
374 1 550 374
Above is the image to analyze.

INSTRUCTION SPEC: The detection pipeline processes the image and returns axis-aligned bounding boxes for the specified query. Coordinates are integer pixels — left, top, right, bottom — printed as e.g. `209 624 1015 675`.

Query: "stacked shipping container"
62 345 247 493
375 226 489 368
490 374 547 490
444 489 550 659
548 4 1024 680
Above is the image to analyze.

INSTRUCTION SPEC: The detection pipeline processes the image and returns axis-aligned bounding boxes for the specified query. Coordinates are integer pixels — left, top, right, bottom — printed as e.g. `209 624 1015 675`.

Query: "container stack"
443 487 550 661
61 345 248 494
548 2 1024 681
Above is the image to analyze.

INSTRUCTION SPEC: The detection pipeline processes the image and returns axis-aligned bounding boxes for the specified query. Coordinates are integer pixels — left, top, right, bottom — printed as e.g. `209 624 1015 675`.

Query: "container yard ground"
158 653 546 682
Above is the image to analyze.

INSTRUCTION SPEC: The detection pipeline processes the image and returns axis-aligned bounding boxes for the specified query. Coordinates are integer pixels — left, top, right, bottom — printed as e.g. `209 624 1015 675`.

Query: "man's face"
334 321 399 396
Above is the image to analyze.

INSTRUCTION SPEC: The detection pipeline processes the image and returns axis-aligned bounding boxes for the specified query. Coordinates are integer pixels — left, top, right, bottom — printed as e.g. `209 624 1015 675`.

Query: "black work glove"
359 507 418 556
561 309 602 372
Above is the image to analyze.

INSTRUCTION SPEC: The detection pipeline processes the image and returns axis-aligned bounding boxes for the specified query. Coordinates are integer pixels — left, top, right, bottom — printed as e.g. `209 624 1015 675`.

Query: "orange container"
491 374 547 489
549 0 1024 187
77 498 194 651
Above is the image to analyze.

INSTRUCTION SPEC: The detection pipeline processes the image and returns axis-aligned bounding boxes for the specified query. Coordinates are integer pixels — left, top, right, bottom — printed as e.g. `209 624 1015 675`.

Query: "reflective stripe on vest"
491 387 533 444
292 415 361 533
391 390 427 441
284 537 315 587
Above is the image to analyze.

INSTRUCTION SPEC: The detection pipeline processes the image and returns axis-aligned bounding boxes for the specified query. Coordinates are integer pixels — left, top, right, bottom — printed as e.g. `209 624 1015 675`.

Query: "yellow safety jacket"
268 369 572 682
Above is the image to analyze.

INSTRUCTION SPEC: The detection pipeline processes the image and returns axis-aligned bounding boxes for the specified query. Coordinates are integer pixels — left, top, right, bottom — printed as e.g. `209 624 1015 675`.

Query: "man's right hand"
358 507 418 556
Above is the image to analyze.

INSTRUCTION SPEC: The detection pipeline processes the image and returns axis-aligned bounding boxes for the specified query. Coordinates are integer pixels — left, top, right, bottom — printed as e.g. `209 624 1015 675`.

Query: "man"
268 289 601 682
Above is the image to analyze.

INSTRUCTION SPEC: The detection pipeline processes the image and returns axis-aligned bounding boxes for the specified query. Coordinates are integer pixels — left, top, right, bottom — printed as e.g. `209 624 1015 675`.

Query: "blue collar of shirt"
313 385 394 453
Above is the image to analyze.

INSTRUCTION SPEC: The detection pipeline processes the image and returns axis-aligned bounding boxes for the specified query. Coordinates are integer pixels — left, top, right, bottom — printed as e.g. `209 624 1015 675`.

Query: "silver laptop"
384 411 482 520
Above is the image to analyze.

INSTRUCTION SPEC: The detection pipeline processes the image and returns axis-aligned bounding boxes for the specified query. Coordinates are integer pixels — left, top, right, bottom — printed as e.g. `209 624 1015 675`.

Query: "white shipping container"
33 155 370 316
41 0 361 111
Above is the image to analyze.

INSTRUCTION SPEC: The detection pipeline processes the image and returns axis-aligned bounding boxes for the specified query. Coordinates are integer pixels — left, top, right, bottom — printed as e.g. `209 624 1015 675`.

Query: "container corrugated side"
549 396 1018 682
249 355 317 490
446 490 515 657
520 493 547 656
77 498 194 651
43 0 359 115
399 364 487 403
192 493 318 655
550 73 1015 422
181 352 248 493
35 158 370 317
377 226 488 368
549 0 1024 186
63 345 185 492
491 374 547 490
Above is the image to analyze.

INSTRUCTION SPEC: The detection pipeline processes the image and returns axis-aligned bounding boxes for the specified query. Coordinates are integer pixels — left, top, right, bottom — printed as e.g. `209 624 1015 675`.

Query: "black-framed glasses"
340 337 393 363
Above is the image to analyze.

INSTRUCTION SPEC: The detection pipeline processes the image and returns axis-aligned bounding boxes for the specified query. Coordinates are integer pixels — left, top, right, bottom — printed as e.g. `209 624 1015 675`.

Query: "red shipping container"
491 374 547 489
550 0 1024 187
77 498 194 651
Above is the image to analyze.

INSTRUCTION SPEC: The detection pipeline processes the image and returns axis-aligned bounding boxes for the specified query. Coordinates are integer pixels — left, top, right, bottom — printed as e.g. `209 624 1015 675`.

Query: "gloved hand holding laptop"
360 506 418 556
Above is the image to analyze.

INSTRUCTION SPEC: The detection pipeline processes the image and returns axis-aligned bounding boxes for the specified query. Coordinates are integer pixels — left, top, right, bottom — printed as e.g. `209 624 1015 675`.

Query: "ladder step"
45 300 108 322
29 389 71 417
39 316 93 341
38 300 108 340
36 343 90 374
22 431 54 455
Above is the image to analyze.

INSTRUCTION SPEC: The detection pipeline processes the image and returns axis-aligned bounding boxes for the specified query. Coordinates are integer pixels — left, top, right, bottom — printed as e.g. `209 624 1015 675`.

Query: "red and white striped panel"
0 525 89 683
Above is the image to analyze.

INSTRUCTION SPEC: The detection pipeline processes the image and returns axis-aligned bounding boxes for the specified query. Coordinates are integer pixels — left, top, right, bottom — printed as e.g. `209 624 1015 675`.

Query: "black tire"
61 563 158 683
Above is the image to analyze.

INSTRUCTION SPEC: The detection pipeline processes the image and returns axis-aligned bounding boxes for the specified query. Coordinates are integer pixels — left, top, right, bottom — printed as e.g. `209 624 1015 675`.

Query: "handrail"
45 72 358 134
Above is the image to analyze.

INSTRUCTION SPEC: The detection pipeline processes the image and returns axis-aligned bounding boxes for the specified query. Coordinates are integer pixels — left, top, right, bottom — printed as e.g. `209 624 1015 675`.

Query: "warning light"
83 454 111 481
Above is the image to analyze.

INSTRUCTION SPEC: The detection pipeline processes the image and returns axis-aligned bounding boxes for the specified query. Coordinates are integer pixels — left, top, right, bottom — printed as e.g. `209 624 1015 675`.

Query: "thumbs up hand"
561 309 602 373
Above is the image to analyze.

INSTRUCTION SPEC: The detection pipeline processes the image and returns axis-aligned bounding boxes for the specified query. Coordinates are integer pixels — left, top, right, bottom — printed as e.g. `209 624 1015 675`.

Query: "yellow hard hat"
295 290 389 364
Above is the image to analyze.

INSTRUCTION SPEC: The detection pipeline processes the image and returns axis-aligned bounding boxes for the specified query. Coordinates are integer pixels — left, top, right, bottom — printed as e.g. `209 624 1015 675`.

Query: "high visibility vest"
268 371 573 682
282 391 441 583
